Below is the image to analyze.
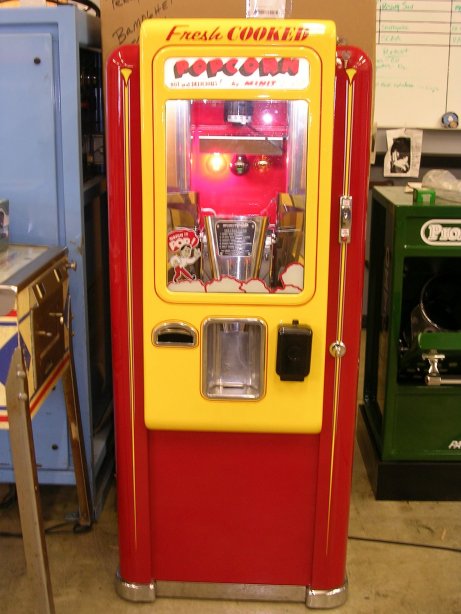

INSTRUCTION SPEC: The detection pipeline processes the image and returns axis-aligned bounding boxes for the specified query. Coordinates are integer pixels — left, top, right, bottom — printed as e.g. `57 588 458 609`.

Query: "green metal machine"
359 186 461 500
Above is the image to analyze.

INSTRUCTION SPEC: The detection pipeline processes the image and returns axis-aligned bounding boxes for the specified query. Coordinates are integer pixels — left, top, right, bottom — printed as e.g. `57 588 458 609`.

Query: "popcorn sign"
164 56 310 90
168 229 199 252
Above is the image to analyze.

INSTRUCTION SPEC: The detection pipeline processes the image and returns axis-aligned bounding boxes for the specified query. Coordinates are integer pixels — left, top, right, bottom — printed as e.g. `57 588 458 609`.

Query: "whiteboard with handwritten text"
375 0 461 129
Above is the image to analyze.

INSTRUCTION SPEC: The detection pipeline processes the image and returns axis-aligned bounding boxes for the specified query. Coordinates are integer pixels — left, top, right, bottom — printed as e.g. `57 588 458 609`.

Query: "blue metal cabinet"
0 6 112 516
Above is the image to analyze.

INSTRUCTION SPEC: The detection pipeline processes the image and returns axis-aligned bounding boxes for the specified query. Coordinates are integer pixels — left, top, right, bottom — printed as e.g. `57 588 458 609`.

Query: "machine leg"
6 347 55 614
62 356 92 528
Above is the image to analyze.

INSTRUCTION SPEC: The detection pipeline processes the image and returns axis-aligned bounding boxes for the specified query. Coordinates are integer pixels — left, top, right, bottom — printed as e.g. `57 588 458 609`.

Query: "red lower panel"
150 431 318 585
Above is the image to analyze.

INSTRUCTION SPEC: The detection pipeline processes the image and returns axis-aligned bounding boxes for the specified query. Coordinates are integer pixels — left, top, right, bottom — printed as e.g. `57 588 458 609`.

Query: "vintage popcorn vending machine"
106 18 372 608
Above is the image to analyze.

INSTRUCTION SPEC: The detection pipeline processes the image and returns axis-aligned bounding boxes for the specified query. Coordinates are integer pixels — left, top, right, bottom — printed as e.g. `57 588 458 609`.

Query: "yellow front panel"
140 18 336 433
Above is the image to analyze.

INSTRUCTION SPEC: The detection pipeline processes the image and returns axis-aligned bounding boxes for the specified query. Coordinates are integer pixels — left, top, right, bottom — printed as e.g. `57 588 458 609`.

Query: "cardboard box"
100 0 376 70
101 0 243 68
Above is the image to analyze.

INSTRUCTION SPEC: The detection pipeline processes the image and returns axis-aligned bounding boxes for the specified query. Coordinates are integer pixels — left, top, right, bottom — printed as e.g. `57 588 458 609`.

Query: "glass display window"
165 98 309 294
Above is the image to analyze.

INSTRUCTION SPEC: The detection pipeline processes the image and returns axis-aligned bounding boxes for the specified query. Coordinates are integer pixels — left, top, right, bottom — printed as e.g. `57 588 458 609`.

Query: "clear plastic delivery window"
165 99 308 294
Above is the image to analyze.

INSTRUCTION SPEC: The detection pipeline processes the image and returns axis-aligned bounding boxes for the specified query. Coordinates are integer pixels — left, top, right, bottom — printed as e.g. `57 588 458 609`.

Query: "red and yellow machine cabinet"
106 18 372 608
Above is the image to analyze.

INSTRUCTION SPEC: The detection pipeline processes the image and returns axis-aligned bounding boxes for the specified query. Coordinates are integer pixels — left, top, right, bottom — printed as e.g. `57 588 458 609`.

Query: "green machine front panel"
364 187 461 461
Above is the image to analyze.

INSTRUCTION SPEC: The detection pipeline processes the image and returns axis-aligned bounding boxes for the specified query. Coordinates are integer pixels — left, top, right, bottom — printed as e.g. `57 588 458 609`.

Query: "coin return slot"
153 323 197 347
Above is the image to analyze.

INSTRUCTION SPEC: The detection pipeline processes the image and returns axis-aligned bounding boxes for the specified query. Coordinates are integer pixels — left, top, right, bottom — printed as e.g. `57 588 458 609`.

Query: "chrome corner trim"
306 579 348 609
115 569 155 602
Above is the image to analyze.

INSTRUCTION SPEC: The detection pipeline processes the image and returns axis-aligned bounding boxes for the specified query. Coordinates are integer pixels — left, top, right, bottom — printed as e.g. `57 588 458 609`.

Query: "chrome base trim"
306 579 348 609
156 581 306 603
115 575 348 608
115 569 155 602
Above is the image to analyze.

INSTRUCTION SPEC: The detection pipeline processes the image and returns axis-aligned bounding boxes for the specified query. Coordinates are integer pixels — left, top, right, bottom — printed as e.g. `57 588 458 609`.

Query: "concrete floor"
0 442 461 614
1 333 461 613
